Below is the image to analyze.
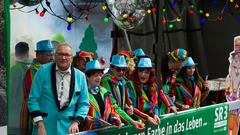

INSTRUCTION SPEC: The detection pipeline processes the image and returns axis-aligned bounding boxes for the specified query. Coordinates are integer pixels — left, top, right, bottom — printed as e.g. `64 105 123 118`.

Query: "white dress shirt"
56 66 71 109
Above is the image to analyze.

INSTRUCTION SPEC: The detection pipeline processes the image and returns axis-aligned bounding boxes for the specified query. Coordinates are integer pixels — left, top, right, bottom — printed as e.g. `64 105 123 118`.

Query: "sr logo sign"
214 105 228 130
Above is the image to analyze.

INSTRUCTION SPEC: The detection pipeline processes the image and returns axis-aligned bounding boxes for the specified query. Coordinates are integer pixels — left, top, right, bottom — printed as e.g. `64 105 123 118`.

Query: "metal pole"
123 29 132 51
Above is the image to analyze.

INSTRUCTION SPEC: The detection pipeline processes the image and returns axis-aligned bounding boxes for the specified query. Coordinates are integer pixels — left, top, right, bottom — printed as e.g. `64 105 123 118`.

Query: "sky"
10 1 112 65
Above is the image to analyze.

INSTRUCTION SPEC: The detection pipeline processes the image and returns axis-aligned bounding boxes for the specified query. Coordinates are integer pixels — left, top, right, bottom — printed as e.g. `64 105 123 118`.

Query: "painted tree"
79 24 98 59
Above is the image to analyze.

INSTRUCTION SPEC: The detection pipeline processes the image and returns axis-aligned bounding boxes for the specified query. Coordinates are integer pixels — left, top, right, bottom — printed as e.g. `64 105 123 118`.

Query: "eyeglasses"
56 53 72 58
114 67 126 72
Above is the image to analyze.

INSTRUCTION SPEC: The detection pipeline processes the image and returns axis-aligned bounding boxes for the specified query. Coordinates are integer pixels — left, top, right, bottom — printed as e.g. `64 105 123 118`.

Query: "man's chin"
58 64 69 70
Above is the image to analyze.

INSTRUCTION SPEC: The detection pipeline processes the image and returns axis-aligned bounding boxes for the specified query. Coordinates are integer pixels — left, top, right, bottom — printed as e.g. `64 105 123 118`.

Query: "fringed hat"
118 50 132 61
76 50 94 61
168 48 188 62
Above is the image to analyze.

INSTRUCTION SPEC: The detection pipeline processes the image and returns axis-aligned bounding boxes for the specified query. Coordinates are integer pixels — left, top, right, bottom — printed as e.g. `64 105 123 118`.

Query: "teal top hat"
184 57 198 67
110 55 128 67
35 40 55 52
137 57 153 68
133 48 146 57
85 60 104 73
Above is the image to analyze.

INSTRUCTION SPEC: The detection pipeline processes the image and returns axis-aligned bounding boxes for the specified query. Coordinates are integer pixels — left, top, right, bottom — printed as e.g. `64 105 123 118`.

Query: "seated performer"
172 57 209 110
84 60 122 130
101 55 145 130
127 57 176 124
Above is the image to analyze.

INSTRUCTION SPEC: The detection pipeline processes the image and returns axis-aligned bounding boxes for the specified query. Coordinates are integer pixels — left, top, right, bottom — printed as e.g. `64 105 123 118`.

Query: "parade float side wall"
76 100 240 135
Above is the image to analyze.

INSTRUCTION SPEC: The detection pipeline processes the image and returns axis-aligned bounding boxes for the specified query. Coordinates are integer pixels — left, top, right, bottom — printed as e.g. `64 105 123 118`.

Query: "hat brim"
137 66 153 68
35 48 55 52
85 68 104 74
110 63 128 68
184 63 198 67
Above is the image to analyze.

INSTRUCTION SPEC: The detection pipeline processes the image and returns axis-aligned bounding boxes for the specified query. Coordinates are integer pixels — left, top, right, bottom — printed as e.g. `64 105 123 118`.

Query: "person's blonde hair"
234 36 240 45
128 57 136 73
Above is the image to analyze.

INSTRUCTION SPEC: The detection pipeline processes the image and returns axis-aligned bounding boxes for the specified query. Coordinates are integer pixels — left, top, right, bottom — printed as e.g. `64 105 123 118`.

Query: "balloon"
106 0 149 30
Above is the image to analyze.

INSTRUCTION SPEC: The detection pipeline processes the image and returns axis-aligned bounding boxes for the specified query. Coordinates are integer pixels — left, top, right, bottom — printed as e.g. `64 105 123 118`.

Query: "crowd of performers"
17 39 210 135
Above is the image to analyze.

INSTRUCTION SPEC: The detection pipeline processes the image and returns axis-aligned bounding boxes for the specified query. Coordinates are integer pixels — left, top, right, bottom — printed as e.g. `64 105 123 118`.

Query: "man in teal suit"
28 43 90 135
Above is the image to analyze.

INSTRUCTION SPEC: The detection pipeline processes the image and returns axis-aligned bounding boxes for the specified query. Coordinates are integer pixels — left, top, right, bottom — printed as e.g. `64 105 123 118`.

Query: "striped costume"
126 81 174 118
159 72 178 114
173 77 208 110
20 61 41 135
86 86 120 130
101 73 134 123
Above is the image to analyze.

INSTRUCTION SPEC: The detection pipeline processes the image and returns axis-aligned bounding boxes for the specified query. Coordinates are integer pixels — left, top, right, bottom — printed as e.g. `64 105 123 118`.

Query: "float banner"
81 103 229 135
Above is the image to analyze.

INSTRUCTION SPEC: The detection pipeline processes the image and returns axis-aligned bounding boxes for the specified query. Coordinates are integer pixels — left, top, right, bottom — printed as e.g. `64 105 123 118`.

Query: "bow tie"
89 87 99 94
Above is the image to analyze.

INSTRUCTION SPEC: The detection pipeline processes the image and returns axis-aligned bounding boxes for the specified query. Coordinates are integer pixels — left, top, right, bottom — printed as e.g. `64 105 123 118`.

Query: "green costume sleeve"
174 87 185 109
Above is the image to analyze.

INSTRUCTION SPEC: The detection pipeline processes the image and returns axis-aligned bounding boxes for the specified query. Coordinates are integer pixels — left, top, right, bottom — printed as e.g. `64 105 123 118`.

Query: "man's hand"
125 105 133 115
131 121 145 131
147 116 158 125
69 121 79 134
37 121 46 135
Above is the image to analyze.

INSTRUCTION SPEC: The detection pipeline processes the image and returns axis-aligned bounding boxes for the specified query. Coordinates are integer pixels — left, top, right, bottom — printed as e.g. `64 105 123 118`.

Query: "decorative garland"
10 0 100 30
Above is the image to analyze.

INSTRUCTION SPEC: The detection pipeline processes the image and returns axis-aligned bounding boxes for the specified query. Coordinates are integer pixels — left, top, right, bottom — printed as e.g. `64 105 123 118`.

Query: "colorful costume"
127 81 174 118
20 61 41 135
173 77 208 110
20 40 55 135
101 74 134 123
86 86 119 130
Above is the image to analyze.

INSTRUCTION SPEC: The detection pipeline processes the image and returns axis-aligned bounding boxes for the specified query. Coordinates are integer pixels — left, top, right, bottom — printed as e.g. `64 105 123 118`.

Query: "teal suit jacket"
28 62 90 135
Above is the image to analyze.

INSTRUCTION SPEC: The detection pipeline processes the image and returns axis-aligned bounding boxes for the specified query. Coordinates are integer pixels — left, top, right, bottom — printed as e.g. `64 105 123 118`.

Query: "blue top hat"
184 57 198 67
35 40 55 52
110 55 128 68
85 60 104 73
137 57 153 68
133 48 146 57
